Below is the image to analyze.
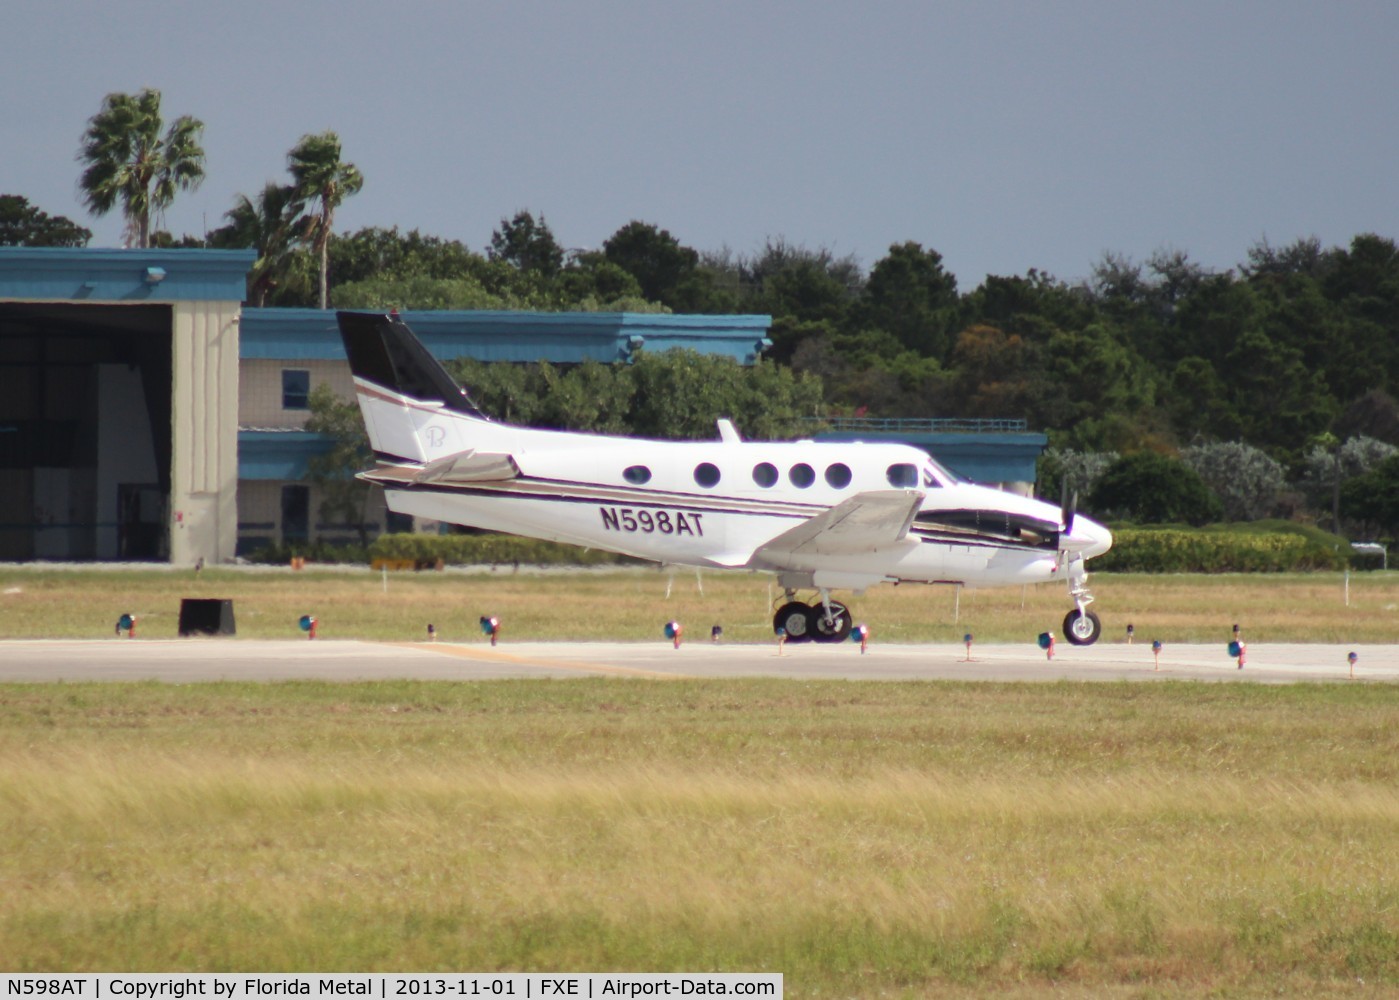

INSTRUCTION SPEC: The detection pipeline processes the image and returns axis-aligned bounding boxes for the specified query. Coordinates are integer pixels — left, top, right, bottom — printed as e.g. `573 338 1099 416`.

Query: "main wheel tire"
809 602 853 643
774 601 814 642
1063 608 1102 646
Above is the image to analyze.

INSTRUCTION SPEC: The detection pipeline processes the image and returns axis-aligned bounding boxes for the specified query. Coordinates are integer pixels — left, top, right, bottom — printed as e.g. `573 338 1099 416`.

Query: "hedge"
1094 525 1349 573
367 532 639 567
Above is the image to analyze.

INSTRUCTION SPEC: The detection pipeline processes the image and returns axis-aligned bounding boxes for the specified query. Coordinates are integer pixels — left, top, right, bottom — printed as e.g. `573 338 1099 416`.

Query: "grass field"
2 567 1398 995
1 564 1398 644
1 679 1397 996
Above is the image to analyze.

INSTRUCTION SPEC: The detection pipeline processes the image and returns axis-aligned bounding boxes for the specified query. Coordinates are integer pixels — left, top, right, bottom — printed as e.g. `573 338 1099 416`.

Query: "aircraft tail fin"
336 311 494 465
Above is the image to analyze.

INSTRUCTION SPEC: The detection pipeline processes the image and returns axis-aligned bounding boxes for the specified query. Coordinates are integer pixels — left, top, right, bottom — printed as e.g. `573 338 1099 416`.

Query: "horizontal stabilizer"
359 449 519 486
414 450 519 484
756 490 923 560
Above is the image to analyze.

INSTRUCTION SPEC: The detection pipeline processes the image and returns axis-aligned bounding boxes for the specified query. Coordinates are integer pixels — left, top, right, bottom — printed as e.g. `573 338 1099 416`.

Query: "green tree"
304 383 374 545
554 257 649 310
329 226 480 286
1164 357 1240 442
332 275 511 312
946 324 1047 419
1037 323 1151 443
288 131 364 309
603 221 700 307
76 88 205 248
1088 451 1222 525
1340 454 1399 539
1333 389 1399 445
208 182 310 306
489 210 564 277
534 360 635 433
740 238 861 326
1222 328 1337 455
0 195 91 246
854 242 958 357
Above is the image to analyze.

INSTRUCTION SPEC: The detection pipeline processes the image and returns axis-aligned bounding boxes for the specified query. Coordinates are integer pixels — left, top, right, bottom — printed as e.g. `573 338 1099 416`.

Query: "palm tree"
287 131 363 308
76 89 205 248
212 182 310 306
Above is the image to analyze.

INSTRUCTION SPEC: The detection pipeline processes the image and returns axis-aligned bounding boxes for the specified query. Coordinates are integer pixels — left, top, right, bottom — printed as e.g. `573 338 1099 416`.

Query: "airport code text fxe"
1 977 781 999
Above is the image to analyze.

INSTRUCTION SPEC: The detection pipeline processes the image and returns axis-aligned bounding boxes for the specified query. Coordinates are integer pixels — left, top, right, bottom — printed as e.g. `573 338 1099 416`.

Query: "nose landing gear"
1062 554 1103 645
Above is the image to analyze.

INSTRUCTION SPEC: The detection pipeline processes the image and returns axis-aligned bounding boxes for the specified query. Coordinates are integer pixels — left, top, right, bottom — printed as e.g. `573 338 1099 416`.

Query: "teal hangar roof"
0 247 256 302
240 308 774 364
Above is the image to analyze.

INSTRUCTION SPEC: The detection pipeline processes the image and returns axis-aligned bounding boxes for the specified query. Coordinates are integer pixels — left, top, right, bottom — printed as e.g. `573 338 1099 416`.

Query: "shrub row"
248 527 1354 574
367 532 638 567
1095 527 1349 573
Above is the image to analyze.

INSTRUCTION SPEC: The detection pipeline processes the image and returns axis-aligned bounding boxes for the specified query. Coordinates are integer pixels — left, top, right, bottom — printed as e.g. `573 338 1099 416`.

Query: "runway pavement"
0 637 1395 683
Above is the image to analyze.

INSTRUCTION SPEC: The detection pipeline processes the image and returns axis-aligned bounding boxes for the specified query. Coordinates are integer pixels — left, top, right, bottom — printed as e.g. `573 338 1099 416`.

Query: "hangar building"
0 248 774 563
0 247 1047 564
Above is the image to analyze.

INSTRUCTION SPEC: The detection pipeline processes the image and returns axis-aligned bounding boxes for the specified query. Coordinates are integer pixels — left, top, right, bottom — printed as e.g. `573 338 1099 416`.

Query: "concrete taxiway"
0 638 1394 684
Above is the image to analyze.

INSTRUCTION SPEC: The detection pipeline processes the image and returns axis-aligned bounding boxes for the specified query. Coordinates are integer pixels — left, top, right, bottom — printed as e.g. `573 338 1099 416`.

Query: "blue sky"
7 1 1398 289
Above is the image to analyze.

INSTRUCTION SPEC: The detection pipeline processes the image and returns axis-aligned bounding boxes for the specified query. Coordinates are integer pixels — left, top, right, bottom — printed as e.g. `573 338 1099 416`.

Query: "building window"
752 462 778 488
282 369 311 410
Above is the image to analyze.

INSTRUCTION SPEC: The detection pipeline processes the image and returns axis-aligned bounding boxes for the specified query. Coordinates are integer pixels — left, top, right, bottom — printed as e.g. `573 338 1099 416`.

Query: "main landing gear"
773 591 853 644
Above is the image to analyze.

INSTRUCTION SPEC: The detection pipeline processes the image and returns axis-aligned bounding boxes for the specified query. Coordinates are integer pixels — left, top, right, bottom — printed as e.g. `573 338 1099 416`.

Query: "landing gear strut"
1062 554 1103 645
772 590 852 644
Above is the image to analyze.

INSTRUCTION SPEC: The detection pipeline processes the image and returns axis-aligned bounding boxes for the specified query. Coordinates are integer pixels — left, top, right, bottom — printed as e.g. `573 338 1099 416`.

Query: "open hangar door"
0 302 172 560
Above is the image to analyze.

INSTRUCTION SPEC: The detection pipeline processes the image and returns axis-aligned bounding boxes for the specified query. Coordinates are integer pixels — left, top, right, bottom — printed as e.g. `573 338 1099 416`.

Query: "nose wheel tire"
1063 608 1102 646
809 602 852 643
774 602 814 642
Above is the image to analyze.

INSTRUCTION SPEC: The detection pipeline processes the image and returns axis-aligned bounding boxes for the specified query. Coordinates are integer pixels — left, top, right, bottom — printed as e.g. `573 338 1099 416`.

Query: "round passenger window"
694 462 721 488
623 465 652 485
886 463 918 488
789 463 815 488
752 462 778 488
825 463 852 489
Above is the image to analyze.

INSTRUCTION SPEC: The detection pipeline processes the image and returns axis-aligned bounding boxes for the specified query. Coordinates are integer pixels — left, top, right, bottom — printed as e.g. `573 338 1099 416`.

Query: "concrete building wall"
238 357 355 429
170 301 241 566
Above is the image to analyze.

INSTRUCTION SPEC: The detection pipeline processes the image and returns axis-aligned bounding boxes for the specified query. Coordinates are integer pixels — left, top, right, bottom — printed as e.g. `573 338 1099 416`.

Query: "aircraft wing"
755 490 924 560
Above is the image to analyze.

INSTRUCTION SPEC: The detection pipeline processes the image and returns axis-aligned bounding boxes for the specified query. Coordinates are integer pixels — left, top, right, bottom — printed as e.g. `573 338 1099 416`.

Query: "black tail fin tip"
336 311 486 418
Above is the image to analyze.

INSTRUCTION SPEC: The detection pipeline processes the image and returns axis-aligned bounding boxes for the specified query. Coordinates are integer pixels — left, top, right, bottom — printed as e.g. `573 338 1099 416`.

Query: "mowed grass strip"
1 565 1397 643
1 679 1397 995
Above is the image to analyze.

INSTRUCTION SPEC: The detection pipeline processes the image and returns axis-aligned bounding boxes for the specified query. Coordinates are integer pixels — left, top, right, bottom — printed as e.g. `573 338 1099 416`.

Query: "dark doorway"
0 303 171 560
281 484 310 542
117 483 165 560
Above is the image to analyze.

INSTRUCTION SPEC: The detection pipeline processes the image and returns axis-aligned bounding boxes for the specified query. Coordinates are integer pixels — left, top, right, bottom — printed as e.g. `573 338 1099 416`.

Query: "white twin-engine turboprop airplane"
336 311 1114 645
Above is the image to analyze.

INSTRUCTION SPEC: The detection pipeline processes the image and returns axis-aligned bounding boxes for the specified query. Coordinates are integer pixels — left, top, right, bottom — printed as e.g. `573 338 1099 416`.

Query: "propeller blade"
1060 481 1078 538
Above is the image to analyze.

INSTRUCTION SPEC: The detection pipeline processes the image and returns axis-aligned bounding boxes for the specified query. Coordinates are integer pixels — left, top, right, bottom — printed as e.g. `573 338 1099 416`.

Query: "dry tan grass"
1 565 1397 643
1 680 1397 994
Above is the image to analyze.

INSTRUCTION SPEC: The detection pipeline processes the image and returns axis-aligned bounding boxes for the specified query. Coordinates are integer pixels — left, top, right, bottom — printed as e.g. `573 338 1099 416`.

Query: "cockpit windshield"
921 456 962 487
